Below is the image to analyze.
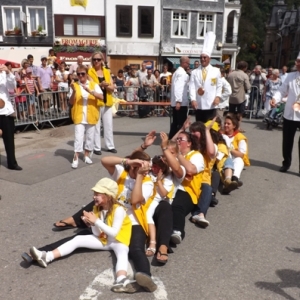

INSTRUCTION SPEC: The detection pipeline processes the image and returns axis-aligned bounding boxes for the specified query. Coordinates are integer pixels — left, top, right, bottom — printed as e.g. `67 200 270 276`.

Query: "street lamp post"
276 33 282 69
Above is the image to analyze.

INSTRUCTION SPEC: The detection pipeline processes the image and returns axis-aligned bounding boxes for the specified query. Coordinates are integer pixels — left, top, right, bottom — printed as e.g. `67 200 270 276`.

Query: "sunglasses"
176 137 188 142
93 58 102 62
77 72 86 76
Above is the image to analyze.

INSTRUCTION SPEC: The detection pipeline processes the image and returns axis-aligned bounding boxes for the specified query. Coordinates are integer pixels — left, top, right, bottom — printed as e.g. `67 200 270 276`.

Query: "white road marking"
79 268 168 300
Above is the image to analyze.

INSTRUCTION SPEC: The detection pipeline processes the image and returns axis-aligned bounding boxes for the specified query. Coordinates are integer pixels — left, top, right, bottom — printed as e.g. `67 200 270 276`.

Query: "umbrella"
0 59 21 68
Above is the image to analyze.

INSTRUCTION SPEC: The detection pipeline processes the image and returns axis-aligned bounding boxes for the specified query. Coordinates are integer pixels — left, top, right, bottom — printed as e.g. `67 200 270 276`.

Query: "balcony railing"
225 32 238 44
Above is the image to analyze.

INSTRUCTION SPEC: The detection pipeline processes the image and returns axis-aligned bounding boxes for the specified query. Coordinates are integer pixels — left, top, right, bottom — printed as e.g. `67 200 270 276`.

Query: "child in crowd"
23 178 134 292
146 155 174 260
25 67 39 120
15 80 27 121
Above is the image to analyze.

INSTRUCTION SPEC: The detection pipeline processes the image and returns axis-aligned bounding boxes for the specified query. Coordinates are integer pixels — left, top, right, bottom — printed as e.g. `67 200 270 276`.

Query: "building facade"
263 0 300 69
0 0 54 63
53 0 105 64
161 0 240 70
105 0 161 75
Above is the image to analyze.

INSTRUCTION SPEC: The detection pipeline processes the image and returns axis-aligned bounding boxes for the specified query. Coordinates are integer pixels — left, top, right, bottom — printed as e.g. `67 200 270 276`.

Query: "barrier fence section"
244 85 261 119
11 90 70 131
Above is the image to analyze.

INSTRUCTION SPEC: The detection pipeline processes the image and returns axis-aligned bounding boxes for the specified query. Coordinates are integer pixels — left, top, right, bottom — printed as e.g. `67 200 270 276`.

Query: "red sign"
56 52 92 63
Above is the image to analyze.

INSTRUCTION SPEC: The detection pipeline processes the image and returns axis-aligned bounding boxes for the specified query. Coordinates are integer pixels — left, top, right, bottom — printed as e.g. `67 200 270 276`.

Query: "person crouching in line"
69 65 103 169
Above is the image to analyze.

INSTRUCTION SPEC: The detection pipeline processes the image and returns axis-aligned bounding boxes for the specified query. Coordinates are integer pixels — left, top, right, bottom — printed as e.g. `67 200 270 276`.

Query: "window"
77 17 100 36
172 12 189 38
2 6 22 33
63 17 74 35
27 6 47 35
54 15 104 37
197 14 215 38
138 6 154 38
116 5 132 37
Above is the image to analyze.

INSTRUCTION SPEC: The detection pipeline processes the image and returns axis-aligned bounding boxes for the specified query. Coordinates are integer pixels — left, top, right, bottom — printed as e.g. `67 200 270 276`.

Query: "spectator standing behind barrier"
56 62 69 116
169 56 190 139
69 56 84 75
249 65 267 118
280 66 288 83
271 52 300 173
27 54 39 79
125 67 139 117
25 67 39 121
37 55 53 117
69 65 103 169
137 62 147 84
0 64 22 170
263 69 281 113
227 61 251 131
115 70 125 99
19 59 30 81
142 69 157 101
88 52 117 155
189 32 222 123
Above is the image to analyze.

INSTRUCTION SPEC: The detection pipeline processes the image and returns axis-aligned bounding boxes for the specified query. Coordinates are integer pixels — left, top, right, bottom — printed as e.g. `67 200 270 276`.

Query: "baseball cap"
41 55 47 60
91 178 118 198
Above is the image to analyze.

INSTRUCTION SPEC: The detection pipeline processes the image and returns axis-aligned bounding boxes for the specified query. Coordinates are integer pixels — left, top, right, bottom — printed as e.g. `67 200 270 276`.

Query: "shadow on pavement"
250 159 299 176
255 269 300 300
286 247 300 254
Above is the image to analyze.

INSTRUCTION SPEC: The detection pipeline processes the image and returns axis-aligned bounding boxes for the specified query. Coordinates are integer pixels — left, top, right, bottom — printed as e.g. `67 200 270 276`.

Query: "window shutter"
54 15 64 36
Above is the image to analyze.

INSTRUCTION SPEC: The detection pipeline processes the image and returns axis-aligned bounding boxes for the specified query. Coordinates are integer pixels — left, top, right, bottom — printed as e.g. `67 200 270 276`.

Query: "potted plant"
37 25 43 34
31 30 38 37
5 29 14 36
14 26 21 35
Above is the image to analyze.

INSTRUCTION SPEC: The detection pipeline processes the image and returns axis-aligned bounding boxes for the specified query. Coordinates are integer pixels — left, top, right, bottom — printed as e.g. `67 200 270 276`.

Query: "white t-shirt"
112 165 154 226
56 70 69 89
178 151 204 192
150 173 174 203
222 134 247 158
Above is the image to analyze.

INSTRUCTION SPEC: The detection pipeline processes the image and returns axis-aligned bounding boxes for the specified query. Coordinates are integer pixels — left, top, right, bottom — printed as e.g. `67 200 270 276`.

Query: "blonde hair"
91 51 105 67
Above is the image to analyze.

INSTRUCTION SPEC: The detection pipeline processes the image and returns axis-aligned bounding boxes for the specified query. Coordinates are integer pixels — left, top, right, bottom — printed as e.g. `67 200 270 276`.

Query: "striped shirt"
26 78 35 94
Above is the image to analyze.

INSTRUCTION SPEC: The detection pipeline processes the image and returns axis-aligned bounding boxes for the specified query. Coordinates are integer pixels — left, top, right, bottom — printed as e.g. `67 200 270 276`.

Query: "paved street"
1 115 300 300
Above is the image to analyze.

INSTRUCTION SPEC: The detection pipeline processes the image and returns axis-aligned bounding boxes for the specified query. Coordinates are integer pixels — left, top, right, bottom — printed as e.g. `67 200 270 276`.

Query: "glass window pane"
37 9 45 30
77 17 100 36
29 8 36 31
64 17 74 35
5 9 13 29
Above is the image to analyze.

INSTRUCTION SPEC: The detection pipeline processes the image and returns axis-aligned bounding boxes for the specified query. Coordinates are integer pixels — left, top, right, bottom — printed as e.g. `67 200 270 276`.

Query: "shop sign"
174 44 203 55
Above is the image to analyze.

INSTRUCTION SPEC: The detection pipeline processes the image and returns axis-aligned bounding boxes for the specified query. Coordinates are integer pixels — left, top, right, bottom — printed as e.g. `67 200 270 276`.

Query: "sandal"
145 240 156 257
53 220 75 231
156 250 168 264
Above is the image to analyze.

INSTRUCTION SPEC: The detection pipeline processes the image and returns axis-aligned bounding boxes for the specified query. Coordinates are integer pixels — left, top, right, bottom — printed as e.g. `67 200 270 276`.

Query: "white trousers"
57 234 129 273
74 123 95 152
94 106 115 151
233 157 244 178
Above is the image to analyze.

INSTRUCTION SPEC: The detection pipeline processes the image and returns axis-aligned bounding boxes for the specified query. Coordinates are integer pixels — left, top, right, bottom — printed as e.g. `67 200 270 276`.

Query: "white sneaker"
171 230 182 244
192 215 210 228
84 156 93 164
29 246 48 268
71 159 78 169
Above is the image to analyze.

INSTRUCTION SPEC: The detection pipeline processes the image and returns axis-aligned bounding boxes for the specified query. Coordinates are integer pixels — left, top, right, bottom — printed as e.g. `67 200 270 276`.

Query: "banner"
70 0 88 8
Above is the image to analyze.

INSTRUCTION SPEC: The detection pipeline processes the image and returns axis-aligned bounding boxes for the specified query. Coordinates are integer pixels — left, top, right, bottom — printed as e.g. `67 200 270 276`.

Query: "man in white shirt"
137 62 147 84
189 32 222 123
272 54 300 173
280 65 288 83
169 56 190 138
69 56 84 74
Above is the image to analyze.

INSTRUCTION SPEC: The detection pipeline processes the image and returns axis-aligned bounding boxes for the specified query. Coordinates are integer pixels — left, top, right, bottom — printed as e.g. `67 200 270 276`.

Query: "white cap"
201 31 216 57
297 51 300 59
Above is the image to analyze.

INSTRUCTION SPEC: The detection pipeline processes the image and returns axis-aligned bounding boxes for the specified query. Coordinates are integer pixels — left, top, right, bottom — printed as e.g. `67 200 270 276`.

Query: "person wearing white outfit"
272 53 300 173
189 32 222 123
218 68 232 109
0 64 22 170
22 178 136 293
88 52 117 155
169 56 190 139
69 65 103 169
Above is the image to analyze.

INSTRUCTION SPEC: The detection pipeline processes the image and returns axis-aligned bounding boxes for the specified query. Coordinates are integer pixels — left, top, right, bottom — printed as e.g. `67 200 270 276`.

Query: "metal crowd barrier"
114 84 171 117
11 90 70 132
244 85 262 119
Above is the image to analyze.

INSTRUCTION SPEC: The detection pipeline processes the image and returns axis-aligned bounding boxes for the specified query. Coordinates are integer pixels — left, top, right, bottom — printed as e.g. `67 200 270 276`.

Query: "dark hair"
178 131 199 151
220 68 226 75
189 121 207 155
53 62 59 70
118 69 123 74
237 61 248 70
152 155 169 175
27 54 33 60
49 48 54 54
4 62 11 67
225 113 240 130
210 129 226 146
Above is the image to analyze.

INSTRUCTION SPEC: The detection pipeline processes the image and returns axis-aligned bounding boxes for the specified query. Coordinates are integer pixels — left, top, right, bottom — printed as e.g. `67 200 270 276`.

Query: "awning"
0 59 20 68
166 57 223 67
